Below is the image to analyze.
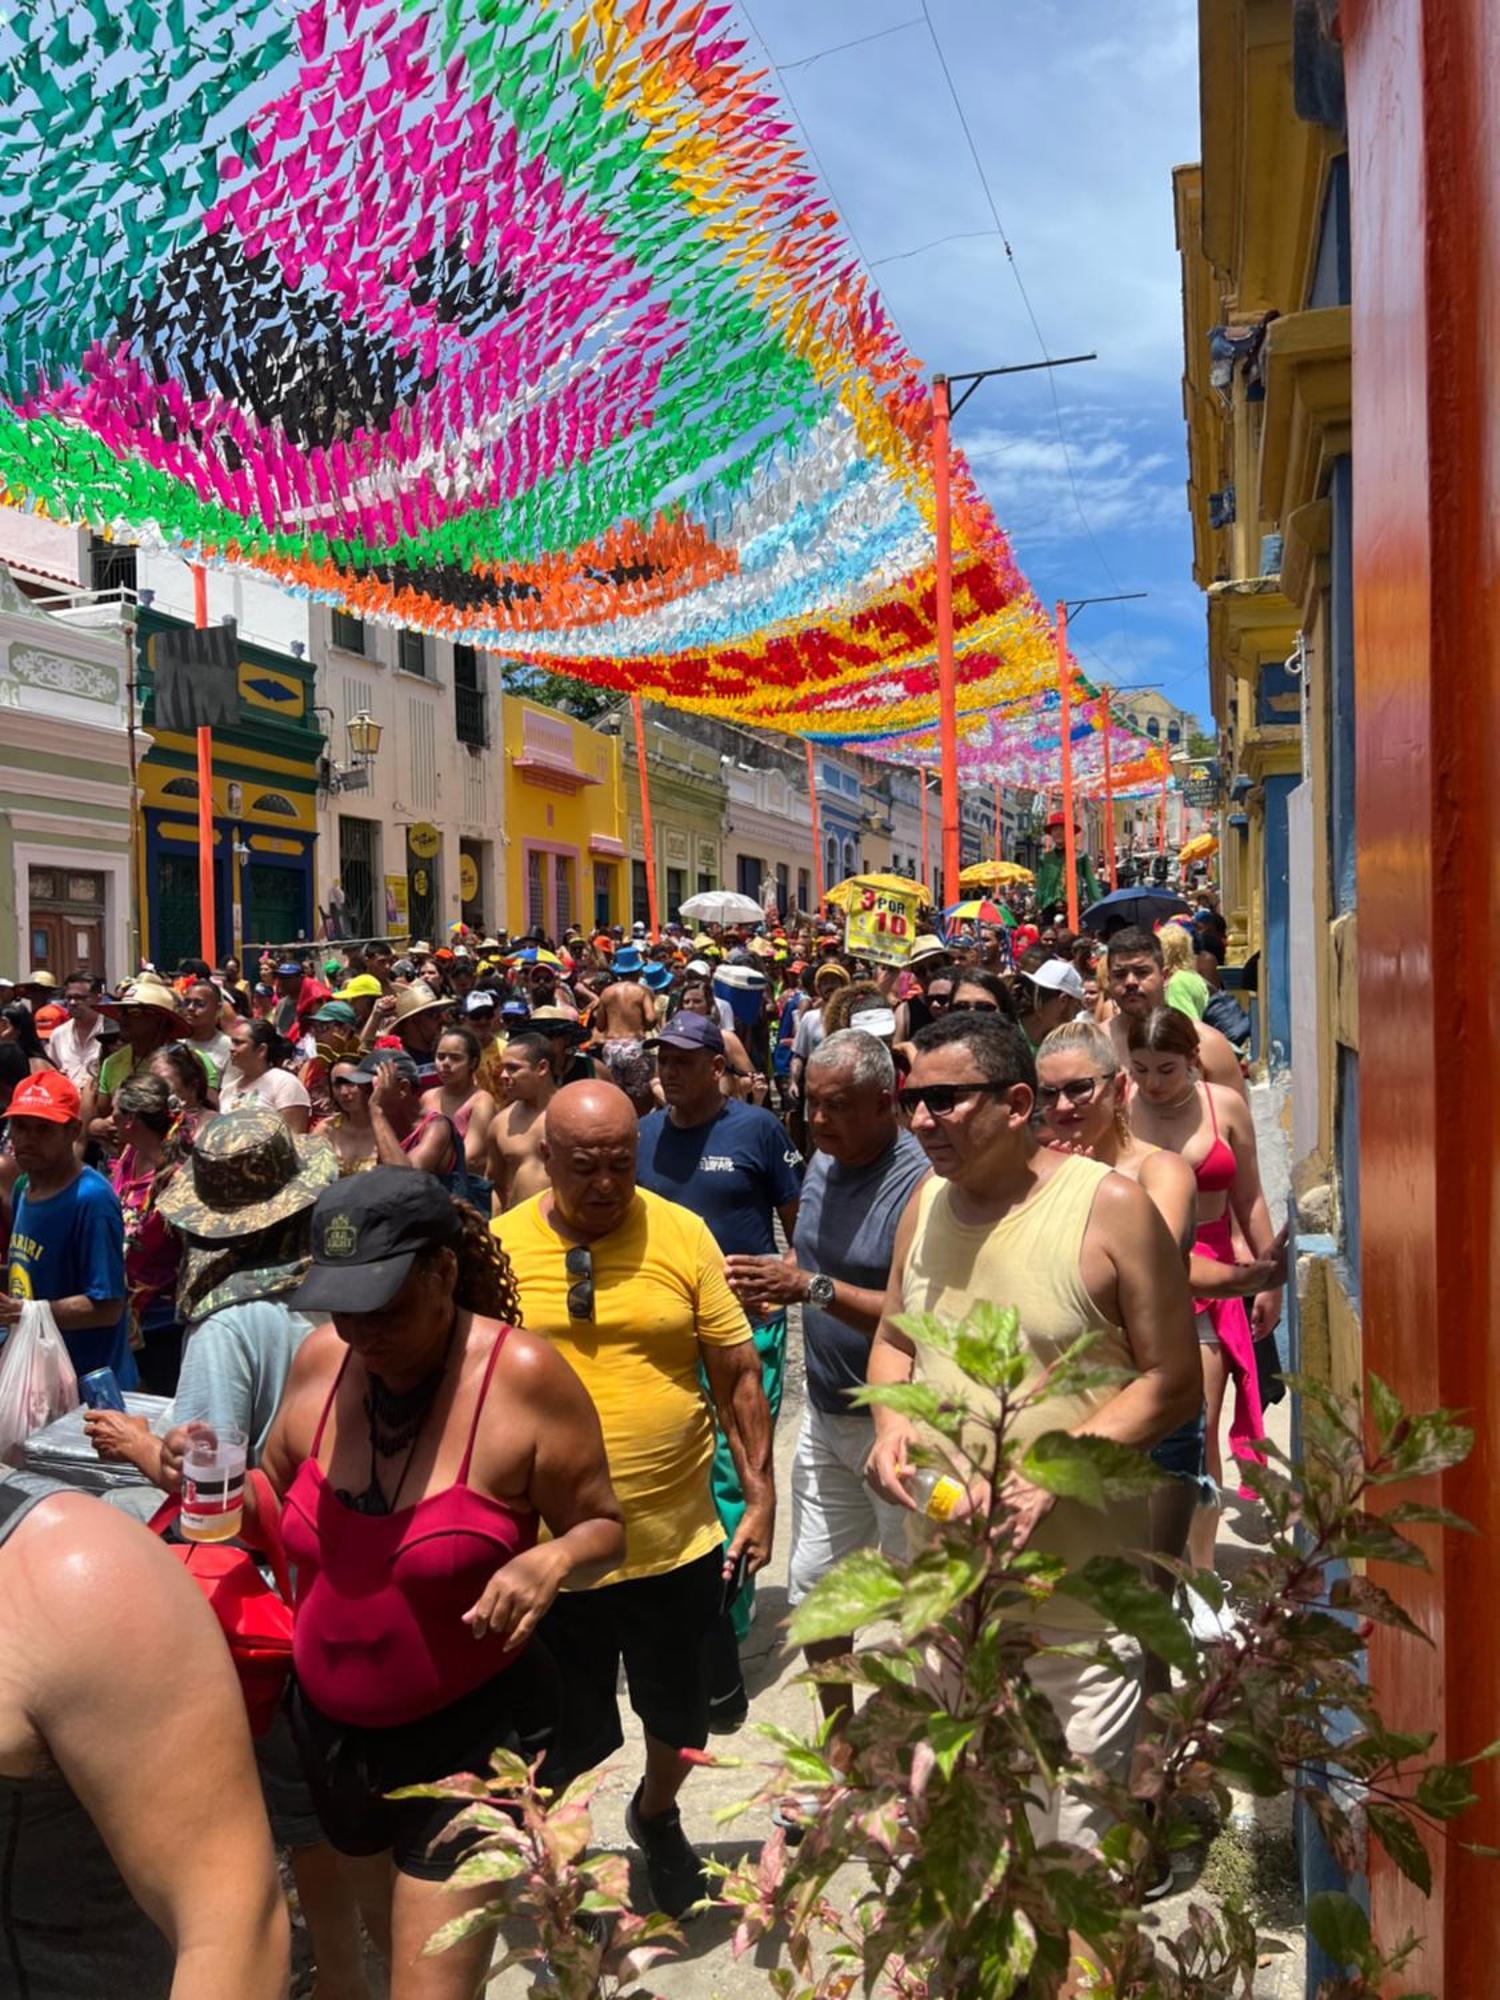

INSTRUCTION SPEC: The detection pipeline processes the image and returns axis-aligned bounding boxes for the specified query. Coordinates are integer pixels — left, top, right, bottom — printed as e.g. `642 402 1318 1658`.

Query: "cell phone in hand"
719 1548 751 1613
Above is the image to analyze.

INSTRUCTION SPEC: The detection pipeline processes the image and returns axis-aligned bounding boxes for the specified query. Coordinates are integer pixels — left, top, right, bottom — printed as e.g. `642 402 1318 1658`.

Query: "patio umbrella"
678 889 766 926
1080 887 1191 937
1178 833 1219 865
505 946 563 966
957 860 1035 890
825 872 929 913
943 899 1016 927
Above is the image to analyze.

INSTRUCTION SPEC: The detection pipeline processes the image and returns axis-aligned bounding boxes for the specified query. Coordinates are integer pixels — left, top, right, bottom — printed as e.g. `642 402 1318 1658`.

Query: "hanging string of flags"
0 0 1067 734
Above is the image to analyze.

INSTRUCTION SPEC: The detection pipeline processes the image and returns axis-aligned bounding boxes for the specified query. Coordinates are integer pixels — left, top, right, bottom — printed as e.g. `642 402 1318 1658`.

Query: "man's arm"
863 1186 927 1508
0 1292 124 1331
14 1497 287 1999
724 1250 889 1334
701 1337 775 1575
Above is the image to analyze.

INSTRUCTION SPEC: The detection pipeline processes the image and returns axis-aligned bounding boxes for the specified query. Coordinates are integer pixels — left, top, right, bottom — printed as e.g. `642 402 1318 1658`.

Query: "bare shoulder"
1138 1147 1196 1198
1197 1020 1247 1092
1085 1165 1162 1242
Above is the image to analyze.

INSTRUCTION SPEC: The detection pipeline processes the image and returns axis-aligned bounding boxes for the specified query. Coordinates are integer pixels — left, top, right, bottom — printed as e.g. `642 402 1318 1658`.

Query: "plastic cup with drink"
179 1422 248 1542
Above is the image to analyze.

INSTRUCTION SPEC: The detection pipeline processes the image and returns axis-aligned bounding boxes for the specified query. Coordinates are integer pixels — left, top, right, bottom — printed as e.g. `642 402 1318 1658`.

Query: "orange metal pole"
919 772 930 892
1100 684 1118 891
804 738 825 912
932 376 961 908
191 565 216 966
1056 603 1079 930
630 694 660 938
993 781 1003 862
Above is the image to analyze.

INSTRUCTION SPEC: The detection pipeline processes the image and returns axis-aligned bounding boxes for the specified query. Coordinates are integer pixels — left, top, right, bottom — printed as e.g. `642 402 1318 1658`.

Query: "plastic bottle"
908 1467 966 1520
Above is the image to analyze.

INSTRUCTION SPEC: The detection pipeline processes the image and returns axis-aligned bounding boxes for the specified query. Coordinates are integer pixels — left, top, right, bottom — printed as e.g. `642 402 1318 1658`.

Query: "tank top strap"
458 1326 511 1486
309 1350 352 1461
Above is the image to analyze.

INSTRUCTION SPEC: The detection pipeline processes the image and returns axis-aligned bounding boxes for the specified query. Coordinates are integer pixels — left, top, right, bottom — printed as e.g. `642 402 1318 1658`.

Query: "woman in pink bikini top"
258 1168 622 2000
1124 1006 1287 1570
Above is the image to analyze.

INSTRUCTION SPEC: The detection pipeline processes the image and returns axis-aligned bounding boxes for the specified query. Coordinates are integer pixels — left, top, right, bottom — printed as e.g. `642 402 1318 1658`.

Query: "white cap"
849 1006 898 1039
464 990 497 1014
1029 959 1086 1001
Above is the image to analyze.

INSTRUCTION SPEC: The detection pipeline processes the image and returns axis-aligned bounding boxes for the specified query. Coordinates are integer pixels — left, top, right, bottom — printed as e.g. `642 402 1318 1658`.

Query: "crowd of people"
0 876 1285 1998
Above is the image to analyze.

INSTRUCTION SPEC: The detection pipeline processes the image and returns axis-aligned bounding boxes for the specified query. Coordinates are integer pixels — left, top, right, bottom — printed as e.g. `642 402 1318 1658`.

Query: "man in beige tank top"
866 1011 1200 1853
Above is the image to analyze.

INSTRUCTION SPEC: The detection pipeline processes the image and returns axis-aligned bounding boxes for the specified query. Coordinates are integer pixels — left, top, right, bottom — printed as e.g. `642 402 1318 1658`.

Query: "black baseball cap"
292 1168 463 1314
350 1049 421 1086
648 1011 724 1055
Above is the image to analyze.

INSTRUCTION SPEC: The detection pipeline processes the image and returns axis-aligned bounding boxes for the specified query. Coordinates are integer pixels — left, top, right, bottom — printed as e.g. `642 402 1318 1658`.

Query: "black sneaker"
625 1782 708 1919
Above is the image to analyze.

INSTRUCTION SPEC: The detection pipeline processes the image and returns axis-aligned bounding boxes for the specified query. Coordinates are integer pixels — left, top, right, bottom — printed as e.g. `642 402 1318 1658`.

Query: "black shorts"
287 1647 557 1881
540 1547 723 1779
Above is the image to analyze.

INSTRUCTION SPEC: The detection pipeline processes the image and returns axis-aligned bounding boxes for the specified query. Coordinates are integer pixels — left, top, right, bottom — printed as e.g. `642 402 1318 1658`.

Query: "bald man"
492 1082 774 1920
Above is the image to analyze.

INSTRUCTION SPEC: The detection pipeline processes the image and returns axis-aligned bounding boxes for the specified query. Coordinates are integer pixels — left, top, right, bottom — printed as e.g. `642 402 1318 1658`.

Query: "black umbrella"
1080 887 1192 937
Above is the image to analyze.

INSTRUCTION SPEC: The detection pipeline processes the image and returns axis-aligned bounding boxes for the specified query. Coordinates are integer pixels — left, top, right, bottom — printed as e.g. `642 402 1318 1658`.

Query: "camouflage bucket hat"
156 1106 338 1241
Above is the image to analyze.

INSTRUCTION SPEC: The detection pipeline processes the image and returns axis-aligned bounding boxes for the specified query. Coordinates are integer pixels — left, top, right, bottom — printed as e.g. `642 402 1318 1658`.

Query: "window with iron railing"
89 537 137 595
331 609 366 656
453 646 487 746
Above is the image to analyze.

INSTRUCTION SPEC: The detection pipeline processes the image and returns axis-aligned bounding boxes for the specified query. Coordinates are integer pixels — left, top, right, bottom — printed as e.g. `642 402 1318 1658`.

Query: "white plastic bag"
0 1301 79 1467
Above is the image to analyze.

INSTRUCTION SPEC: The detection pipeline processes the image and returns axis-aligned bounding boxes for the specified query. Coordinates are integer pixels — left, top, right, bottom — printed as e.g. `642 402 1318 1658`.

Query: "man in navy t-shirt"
637 1011 802 1723
2 1070 132 1384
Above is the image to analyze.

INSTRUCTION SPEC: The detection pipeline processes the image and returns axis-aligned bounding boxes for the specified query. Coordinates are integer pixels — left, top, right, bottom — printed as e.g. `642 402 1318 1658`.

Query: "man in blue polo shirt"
637 1010 802 1727
1 1069 133 1384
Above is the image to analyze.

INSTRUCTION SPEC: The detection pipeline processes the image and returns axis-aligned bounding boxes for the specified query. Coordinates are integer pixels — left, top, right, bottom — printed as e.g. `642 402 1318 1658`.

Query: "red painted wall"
1346 0 1500 1985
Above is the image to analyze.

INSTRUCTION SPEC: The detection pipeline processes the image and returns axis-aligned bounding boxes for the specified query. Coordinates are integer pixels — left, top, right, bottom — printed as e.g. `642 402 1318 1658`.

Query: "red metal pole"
805 738 825 912
630 694 660 938
192 565 216 966
932 375 962 909
1056 602 1079 930
1100 684 1118 891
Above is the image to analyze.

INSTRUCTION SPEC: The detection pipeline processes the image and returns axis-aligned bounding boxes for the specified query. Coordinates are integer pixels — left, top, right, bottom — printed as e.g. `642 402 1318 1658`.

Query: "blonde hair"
1158 924 1196 975
1036 1018 1119 1078
1036 1019 1129 1144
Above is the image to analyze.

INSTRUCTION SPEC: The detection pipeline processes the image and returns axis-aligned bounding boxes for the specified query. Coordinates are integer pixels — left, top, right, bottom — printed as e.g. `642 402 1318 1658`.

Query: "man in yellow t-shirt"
492 1081 772 1920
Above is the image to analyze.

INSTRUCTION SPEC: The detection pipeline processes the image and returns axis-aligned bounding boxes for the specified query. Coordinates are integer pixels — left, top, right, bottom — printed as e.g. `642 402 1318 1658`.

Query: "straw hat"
99 975 189 1031
157 1108 338 1240
391 980 453 1027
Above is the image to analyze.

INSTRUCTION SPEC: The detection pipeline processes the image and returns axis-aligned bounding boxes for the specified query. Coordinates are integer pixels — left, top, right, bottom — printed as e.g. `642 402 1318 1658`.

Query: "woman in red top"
259 1170 623 2000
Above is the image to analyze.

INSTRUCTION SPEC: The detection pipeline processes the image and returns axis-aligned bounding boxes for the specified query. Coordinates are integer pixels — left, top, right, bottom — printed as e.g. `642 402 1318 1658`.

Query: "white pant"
1024 1635 1143 1846
788 1405 909 1608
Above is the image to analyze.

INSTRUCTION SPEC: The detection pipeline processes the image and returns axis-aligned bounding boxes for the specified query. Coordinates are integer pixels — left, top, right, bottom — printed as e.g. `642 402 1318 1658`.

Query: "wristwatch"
805 1274 836 1309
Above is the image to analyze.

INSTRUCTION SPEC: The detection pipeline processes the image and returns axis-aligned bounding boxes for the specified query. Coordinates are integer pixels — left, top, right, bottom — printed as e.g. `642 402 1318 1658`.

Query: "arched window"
825 834 838 886
1147 717 1161 739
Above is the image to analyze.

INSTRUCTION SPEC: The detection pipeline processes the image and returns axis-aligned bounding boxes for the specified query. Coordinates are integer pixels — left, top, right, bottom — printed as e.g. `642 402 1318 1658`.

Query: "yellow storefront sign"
384 874 410 937
408 822 441 860
844 883 921 967
458 853 479 902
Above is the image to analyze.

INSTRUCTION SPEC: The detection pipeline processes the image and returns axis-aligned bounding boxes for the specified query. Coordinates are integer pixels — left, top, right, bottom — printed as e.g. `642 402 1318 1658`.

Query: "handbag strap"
239 1468 294 1605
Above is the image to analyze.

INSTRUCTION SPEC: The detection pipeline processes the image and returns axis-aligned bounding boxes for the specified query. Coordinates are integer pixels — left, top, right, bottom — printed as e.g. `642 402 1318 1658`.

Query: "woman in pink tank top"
1125 1008 1287 1574
257 1168 623 2000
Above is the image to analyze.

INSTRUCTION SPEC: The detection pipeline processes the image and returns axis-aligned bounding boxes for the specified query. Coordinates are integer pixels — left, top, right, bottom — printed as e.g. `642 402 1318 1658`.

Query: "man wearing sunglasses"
866 1011 1199 1858
492 1080 773 1920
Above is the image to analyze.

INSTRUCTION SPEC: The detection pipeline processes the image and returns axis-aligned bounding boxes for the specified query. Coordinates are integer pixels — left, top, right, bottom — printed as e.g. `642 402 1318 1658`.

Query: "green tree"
503 666 617 723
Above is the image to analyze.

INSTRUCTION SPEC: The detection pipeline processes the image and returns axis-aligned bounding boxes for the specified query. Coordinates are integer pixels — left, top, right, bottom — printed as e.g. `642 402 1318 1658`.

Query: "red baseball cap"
9 1070 81 1124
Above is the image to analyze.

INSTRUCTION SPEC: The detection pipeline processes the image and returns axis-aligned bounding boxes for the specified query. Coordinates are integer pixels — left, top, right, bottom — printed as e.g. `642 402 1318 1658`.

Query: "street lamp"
347 711 382 764
313 707 383 792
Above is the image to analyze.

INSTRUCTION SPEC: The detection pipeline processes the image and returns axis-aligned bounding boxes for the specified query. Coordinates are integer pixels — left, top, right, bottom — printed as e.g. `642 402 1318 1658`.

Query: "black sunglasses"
1037 1076 1105 1109
896 1081 1014 1119
565 1244 594 1321
952 999 1001 1014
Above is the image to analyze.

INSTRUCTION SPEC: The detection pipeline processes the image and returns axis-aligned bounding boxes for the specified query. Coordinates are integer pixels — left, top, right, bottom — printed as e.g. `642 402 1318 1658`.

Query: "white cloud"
960 417 1184 544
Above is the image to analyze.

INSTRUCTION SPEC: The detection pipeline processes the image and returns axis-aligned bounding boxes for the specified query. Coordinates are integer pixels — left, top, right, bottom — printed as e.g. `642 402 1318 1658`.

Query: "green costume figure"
1035 815 1103 918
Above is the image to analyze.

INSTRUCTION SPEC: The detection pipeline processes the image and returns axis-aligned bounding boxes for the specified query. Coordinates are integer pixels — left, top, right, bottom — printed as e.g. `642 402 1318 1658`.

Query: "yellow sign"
408 822 441 860
844 883 922 967
458 853 479 902
383 874 410 936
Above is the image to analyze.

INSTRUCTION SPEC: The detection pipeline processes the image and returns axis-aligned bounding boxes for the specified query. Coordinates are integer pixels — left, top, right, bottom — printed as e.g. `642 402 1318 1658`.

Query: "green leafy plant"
396 1753 681 1997
420 1307 1484 1999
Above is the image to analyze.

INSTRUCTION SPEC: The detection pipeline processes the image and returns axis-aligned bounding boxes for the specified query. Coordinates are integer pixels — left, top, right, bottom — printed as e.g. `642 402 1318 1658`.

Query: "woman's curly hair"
443 1197 523 1325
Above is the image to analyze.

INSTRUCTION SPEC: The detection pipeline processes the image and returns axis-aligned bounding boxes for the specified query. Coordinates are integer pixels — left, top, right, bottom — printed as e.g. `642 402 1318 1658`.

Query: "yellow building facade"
500 695 626 938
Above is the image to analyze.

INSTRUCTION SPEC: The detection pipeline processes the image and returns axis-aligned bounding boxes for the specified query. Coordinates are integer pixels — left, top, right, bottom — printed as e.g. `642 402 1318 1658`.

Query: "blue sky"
742 0 1206 721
